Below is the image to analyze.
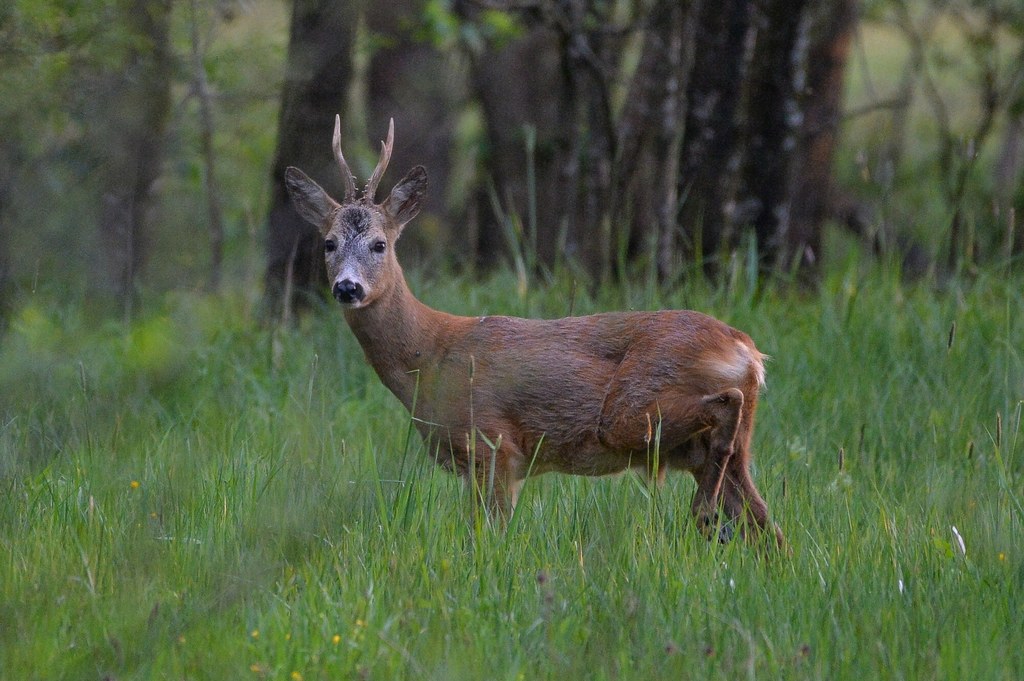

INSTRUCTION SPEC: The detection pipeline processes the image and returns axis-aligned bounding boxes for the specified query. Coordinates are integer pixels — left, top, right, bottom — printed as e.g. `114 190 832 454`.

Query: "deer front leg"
461 432 525 527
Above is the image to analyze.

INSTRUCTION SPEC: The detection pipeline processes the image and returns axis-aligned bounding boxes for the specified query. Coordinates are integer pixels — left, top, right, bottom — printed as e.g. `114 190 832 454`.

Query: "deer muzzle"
333 279 365 305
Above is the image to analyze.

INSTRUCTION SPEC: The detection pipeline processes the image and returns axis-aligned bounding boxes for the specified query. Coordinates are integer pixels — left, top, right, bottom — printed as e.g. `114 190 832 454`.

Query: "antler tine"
364 118 395 203
332 114 358 203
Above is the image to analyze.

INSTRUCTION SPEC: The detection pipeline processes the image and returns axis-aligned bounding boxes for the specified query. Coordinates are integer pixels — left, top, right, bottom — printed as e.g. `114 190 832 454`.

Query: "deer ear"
384 166 427 232
285 166 339 234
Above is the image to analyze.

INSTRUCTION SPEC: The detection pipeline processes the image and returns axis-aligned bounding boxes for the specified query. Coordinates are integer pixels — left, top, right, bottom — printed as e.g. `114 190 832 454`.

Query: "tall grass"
1 261 1021 679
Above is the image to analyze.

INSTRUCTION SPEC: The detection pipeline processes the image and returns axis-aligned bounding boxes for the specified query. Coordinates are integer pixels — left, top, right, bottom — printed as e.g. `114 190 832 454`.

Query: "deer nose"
333 279 364 304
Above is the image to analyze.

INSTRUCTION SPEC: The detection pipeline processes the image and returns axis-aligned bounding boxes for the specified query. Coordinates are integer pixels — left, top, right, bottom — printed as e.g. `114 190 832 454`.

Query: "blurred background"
0 0 1021 326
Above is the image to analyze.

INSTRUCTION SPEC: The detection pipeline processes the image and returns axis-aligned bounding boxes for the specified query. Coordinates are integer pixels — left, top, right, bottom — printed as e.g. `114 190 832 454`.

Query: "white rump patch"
748 343 767 387
702 340 766 387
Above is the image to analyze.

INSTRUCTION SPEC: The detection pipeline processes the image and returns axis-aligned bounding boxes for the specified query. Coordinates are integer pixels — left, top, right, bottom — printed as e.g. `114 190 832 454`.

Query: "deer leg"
644 462 668 487
718 396 786 550
601 386 745 540
718 472 779 546
686 389 744 543
599 386 769 544
599 389 727 459
471 468 523 524
462 434 525 527
719 464 786 549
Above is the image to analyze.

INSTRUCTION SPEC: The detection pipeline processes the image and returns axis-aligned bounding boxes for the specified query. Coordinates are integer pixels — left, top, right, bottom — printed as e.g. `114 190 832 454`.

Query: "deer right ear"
285 166 339 233
384 166 427 232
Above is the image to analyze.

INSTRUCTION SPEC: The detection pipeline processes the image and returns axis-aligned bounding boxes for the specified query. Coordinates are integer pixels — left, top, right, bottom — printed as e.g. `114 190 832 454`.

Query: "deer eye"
324 239 337 253
371 240 387 254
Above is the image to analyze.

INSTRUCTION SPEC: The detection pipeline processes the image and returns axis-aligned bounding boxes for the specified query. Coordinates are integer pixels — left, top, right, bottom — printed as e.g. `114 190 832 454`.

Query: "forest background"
1 0 1022 318
1 1 1022 679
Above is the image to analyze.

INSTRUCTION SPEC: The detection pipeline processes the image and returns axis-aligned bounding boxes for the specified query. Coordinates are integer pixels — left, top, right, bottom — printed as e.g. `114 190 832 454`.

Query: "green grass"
1 261 1022 680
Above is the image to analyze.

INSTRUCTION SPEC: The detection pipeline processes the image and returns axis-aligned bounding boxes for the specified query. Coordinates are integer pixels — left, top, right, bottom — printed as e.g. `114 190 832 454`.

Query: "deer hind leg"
600 387 744 539
719 395 786 549
599 386 774 544
718 470 784 549
684 389 745 543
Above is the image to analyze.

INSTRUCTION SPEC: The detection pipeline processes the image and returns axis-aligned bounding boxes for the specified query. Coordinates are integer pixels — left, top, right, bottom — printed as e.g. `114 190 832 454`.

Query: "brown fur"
285 118 783 548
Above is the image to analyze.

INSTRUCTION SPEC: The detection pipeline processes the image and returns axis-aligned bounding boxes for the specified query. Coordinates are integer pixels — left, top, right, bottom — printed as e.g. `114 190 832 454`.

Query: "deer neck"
343 273 453 410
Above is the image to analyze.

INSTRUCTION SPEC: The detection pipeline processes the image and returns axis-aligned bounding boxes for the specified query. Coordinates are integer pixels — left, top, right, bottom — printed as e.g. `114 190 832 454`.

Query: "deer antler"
333 115 358 203
364 118 394 203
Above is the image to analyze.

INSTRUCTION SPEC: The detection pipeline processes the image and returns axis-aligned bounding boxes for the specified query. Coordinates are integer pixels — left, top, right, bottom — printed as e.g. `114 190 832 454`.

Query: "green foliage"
416 0 523 53
0 0 285 303
1 262 1021 678
839 5 1024 265
417 0 461 49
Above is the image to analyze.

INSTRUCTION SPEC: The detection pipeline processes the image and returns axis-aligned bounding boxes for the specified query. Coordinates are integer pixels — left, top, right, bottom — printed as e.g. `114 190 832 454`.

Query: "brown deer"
285 117 783 548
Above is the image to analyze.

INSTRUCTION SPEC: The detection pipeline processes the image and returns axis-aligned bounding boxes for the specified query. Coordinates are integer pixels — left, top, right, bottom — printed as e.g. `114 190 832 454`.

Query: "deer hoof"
696 511 735 544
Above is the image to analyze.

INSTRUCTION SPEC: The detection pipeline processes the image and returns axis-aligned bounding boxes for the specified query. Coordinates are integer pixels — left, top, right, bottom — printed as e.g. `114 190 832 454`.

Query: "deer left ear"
285 166 340 234
384 166 427 233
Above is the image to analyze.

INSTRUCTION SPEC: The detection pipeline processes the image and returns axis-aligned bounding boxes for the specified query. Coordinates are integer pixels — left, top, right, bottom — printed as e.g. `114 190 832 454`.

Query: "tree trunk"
741 0 809 267
460 2 634 280
995 110 1023 258
457 5 566 271
783 0 857 272
96 0 173 321
189 0 226 293
616 0 696 279
559 0 619 279
265 0 357 321
0 158 9 334
677 0 756 269
364 0 462 263
451 0 850 281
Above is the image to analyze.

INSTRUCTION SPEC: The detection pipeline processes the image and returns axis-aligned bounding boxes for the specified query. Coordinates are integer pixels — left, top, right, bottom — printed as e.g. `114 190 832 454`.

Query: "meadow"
1 255 1021 679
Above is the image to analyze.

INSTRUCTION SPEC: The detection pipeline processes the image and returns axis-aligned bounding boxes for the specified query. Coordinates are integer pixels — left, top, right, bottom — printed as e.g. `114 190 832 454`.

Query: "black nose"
333 279 364 304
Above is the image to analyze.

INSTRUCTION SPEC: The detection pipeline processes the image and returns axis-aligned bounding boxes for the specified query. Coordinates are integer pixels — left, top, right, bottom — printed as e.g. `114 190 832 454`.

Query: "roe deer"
285 116 783 548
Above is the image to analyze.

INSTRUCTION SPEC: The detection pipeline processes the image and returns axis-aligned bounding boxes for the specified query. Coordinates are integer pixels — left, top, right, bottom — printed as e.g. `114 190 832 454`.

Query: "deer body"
286 117 782 547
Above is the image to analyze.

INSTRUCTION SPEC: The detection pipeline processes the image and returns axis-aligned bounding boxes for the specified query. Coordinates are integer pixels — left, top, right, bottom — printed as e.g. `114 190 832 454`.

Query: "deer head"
284 116 427 308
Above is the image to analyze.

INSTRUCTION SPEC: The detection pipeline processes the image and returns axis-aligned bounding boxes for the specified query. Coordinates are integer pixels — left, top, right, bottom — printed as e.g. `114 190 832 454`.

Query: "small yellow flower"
332 634 341 645
250 629 259 639
130 480 140 489
355 619 365 628
291 672 303 681
999 552 1006 562
285 632 292 641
